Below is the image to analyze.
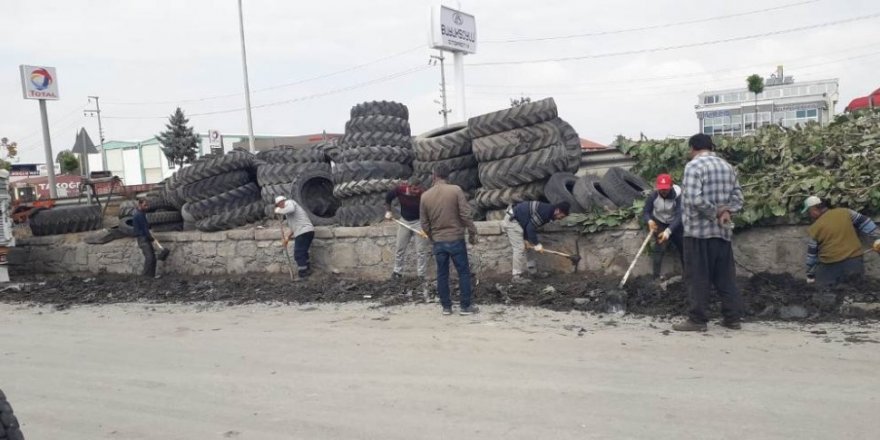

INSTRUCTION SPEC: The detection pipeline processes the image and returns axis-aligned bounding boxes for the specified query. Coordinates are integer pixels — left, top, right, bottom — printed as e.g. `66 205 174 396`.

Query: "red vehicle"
845 88 880 112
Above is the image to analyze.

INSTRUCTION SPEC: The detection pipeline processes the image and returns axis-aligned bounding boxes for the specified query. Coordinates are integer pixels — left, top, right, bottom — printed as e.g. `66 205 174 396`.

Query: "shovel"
391 218 428 239
605 232 654 314
526 243 582 271
154 239 170 261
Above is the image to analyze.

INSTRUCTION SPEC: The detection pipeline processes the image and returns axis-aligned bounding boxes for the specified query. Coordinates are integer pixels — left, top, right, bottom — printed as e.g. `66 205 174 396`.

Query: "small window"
807 109 818 117
796 110 806 118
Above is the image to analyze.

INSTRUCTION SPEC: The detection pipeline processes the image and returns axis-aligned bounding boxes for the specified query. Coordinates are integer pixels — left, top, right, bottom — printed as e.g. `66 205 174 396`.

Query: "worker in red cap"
642 173 683 279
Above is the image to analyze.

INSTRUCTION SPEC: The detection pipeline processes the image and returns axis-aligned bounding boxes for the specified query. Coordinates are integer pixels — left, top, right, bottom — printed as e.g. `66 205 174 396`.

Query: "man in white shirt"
275 195 315 278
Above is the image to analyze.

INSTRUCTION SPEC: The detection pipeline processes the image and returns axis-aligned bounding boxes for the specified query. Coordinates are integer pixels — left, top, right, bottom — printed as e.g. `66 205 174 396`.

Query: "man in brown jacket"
420 164 479 315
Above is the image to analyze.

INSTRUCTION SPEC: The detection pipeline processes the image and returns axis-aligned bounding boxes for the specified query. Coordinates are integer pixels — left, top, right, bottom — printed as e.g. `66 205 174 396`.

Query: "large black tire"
287 169 340 226
260 182 296 204
186 182 262 221
471 120 560 163
118 200 137 218
415 166 480 192
333 179 401 199
164 182 186 209
152 222 184 233
174 150 255 186
338 132 412 149
257 162 331 186
474 181 546 210
332 160 412 184
118 211 185 236
413 155 477 175
468 97 558 138
413 123 472 161
340 146 413 164
180 203 196 223
336 204 385 227
342 192 388 206
256 146 327 164
195 200 266 232
553 118 582 173
573 175 618 213
315 141 342 162
176 170 253 203
30 205 103 236
0 388 24 440
544 172 585 213
345 115 411 136
477 145 568 189
600 167 650 208
350 100 409 120
85 227 129 244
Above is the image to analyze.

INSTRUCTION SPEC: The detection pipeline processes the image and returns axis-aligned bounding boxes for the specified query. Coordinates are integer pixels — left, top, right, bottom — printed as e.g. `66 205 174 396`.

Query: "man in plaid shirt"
673 134 745 332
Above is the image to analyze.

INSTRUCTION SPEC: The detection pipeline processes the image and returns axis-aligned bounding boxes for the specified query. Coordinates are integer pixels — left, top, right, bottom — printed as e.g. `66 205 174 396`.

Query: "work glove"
874 239 880 253
658 229 671 244
647 220 658 233
806 274 815 284
417 230 428 239
533 243 544 253
384 211 393 220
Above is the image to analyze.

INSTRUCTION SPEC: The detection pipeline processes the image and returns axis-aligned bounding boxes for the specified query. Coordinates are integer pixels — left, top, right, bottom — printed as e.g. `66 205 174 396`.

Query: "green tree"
746 74 765 132
157 107 200 168
0 137 18 171
56 150 80 175
510 96 532 107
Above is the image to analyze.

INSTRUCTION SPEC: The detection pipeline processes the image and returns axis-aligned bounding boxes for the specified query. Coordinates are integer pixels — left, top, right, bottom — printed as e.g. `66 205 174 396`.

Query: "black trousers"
137 237 156 278
293 232 315 274
815 256 864 287
683 237 743 323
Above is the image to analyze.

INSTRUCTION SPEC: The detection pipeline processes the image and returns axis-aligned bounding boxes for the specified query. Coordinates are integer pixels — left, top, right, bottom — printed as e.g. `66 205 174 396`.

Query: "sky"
1 0 879 164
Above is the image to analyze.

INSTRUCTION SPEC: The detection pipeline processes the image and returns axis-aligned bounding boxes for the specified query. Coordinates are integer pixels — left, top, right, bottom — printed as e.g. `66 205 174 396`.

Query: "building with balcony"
695 66 839 137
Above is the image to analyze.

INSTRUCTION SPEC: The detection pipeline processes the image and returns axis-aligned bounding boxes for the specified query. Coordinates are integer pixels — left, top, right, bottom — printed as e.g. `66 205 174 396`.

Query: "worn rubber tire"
0 389 24 440
477 144 568 190
186 182 262 221
84 227 128 244
471 120 560 163
345 115 411 136
256 146 327 164
338 131 412 149
118 200 137 218
287 168 340 226
340 192 388 206
152 222 184 232
174 150 255 186
600 167 650 208
257 162 330 186
413 123 472 161
473 181 546 210
415 166 480 192
340 146 413 164
177 170 253 203
332 160 412 184
573 175 618 213
351 100 409 120
333 178 401 199
30 205 103 236
147 211 183 225
181 203 196 223
315 141 342 162
553 118 582 173
468 97 558 138
336 204 385 227
195 199 266 232
260 182 296 204
413 155 477 175
544 172 585 213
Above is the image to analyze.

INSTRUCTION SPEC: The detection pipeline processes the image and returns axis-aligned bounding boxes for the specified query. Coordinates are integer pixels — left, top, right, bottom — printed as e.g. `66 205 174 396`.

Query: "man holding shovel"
503 201 571 283
802 196 880 286
275 196 315 279
132 198 158 278
643 174 684 280
385 176 430 281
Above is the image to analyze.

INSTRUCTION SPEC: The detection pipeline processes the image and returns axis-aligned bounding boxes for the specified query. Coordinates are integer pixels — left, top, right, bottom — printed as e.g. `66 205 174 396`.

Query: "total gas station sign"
19 65 59 100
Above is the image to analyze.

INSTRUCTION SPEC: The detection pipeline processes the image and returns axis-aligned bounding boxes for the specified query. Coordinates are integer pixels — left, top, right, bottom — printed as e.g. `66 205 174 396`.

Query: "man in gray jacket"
275 196 315 278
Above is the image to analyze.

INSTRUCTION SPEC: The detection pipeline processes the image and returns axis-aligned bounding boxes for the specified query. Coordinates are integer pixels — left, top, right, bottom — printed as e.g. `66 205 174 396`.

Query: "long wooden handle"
619 233 654 288
525 243 572 258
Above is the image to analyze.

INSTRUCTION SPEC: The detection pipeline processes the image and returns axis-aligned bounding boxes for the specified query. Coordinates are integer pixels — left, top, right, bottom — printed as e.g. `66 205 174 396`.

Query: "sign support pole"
38 99 58 199
453 52 466 122
237 0 256 153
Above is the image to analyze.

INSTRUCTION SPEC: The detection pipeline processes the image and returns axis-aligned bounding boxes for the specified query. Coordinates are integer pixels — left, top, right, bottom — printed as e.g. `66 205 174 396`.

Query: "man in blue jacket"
643 173 684 279
132 198 157 278
504 201 570 283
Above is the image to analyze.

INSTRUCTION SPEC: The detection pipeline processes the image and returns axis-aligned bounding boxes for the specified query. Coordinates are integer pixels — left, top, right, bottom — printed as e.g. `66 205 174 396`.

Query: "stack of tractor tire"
0 388 24 440
470 98 581 218
167 149 265 232
332 100 414 226
29 204 104 236
412 122 479 193
256 144 339 226
569 167 651 213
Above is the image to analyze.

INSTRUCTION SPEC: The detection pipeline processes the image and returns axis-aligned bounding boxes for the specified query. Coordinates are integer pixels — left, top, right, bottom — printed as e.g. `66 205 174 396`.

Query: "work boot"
720 320 742 330
672 320 707 332
298 268 312 279
442 307 453 316
459 305 480 316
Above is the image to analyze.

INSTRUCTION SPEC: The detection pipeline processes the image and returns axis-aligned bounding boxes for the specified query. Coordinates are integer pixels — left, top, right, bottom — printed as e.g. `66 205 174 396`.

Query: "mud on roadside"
3 271 879 322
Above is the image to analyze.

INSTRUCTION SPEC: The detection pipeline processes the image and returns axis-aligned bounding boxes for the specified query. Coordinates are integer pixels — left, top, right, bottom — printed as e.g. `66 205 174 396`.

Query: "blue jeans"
432 239 472 309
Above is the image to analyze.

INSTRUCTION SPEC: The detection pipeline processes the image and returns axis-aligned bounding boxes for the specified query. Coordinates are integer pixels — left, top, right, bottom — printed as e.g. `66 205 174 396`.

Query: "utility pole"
237 0 256 153
430 51 451 127
84 96 107 171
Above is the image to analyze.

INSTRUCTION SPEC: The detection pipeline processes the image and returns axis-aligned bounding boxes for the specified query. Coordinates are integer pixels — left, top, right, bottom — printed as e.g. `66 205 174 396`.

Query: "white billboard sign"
430 5 476 54
19 65 59 100
207 130 223 153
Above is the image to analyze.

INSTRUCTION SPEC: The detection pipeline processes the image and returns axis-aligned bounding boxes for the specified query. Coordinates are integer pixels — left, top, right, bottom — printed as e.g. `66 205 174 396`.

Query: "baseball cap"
656 174 673 190
274 195 288 204
801 196 821 214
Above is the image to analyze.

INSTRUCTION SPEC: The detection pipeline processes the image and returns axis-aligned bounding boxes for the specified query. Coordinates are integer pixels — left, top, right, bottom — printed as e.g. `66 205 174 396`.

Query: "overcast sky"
2 0 878 163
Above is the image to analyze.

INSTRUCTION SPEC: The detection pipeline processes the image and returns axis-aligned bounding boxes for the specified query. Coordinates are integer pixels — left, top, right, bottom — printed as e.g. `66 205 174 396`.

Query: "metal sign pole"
38 99 58 198
237 0 256 153
453 52 466 122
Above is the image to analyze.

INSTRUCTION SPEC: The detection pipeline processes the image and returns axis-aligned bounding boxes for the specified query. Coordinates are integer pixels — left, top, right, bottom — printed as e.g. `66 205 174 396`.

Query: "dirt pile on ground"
2 272 878 321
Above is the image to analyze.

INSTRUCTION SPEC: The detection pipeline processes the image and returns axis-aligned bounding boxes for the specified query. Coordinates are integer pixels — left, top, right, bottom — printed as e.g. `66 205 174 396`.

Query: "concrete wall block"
200 231 227 242
334 227 373 238
254 228 278 241
313 227 334 239
226 229 256 241
476 221 502 235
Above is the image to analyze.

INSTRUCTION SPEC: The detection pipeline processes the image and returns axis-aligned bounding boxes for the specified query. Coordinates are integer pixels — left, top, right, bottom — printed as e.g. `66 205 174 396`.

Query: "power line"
103 45 427 106
483 0 821 43
12 104 87 143
103 65 432 120
469 12 880 66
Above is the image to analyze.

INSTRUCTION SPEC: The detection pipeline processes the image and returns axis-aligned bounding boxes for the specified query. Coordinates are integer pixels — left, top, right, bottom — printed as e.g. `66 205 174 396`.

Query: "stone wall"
9 222 880 280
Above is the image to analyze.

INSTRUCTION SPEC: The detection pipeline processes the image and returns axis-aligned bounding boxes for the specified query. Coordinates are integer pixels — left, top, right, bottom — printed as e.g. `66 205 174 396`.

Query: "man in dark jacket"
504 201 570 283
132 198 157 278
643 173 684 279
385 176 430 280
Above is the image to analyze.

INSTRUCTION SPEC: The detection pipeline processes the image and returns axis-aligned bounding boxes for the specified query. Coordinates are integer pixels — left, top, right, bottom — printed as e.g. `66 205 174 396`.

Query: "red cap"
656 174 672 190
